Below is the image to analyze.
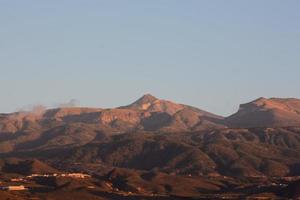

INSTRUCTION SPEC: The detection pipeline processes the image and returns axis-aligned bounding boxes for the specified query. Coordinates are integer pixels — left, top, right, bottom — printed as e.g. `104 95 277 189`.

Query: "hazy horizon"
1 1 299 116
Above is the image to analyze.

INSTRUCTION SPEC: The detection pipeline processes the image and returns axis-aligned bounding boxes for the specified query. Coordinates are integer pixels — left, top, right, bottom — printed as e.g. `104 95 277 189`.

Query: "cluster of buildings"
0 173 90 191
26 173 91 179
0 185 27 191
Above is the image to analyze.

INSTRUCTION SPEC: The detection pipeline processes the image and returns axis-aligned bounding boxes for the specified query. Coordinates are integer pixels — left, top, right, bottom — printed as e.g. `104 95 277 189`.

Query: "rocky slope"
225 97 300 128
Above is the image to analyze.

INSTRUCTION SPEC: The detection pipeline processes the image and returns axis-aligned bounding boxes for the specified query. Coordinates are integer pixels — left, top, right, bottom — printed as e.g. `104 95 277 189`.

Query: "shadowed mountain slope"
0 158 59 175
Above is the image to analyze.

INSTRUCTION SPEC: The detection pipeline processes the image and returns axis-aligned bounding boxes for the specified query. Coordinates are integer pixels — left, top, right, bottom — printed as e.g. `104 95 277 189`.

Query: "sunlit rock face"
225 98 300 128
121 94 185 114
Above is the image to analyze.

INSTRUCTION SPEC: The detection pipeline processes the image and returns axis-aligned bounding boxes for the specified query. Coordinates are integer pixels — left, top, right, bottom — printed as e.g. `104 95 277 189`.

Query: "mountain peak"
121 94 186 114
123 94 159 111
137 94 158 103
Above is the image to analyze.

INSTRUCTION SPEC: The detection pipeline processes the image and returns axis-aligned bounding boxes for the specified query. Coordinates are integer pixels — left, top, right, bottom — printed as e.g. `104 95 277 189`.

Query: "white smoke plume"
17 104 47 115
55 99 80 108
16 99 80 114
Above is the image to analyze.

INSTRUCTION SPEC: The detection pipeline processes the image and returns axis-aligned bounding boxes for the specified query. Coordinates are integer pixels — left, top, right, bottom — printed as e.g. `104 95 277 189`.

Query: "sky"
0 1 299 116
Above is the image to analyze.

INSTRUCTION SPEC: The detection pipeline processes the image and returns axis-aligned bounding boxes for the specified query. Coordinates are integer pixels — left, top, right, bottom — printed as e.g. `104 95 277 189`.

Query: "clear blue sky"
0 1 299 116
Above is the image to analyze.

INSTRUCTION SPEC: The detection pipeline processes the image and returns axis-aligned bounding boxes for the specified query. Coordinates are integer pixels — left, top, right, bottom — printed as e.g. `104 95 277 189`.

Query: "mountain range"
1 94 300 199
1 94 300 136
0 94 299 175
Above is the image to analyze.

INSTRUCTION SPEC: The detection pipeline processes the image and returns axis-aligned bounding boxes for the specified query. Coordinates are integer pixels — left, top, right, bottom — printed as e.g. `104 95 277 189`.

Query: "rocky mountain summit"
225 97 300 128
